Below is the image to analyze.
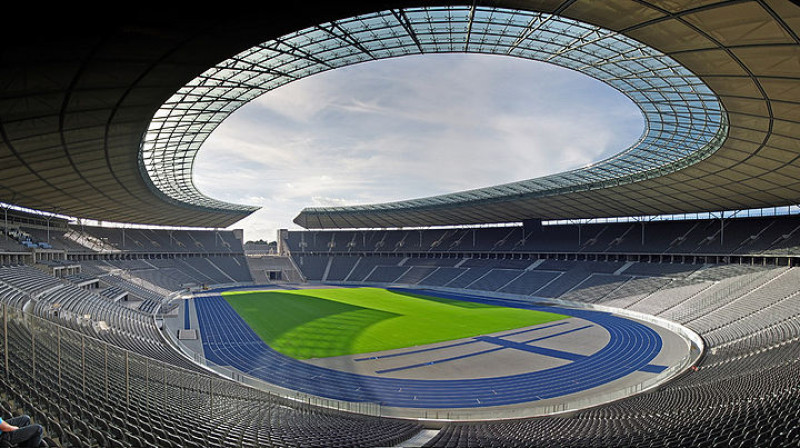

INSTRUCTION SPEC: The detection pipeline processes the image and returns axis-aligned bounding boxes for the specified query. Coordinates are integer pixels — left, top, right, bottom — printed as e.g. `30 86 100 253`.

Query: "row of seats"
76 227 244 253
82 256 253 291
421 267 800 447
0 265 424 448
295 254 781 312
2 252 800 447
285 215 800 256
0 311 422 448
289 253 800 446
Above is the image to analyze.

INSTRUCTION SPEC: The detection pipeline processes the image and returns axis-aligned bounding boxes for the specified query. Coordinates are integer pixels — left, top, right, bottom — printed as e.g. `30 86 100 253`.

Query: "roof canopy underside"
1 0 799 228
293 0 800 228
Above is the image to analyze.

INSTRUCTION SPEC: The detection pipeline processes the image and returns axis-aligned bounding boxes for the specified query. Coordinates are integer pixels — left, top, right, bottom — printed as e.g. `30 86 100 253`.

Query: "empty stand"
0 215 798 447
285 215 800 257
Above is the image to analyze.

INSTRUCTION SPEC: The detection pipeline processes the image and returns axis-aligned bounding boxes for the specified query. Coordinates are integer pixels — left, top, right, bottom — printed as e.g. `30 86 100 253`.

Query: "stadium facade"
2 1 800 447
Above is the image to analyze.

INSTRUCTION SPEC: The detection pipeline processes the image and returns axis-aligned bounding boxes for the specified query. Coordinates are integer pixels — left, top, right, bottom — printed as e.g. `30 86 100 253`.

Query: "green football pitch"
222 287 567 360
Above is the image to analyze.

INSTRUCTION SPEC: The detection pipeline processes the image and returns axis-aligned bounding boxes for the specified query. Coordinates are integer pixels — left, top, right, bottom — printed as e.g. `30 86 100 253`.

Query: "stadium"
1 1 800 447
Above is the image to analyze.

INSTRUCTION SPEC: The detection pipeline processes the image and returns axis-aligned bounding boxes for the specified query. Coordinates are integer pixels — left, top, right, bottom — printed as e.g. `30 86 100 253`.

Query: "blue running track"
194 288 664 408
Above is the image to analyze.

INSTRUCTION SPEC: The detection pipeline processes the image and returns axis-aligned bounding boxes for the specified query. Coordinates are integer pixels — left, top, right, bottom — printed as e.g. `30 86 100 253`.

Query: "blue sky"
194 53 643 242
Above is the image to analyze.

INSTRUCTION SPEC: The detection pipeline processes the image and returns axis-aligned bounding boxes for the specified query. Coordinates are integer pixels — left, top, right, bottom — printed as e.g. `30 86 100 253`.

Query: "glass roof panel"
142 5 726 217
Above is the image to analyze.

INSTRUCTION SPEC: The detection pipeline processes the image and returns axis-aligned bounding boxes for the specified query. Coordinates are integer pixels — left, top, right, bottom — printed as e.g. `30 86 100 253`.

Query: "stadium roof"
2 1 799 229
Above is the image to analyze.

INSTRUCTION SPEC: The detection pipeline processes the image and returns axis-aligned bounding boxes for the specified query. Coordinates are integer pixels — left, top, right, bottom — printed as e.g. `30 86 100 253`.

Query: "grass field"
223 287 567 359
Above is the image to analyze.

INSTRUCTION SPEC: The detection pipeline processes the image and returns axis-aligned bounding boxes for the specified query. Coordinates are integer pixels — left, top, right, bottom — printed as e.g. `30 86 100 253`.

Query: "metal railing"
159 315 383 417
0 279 702 424
668 267 788 323
0 303 289 426
163 288 702 422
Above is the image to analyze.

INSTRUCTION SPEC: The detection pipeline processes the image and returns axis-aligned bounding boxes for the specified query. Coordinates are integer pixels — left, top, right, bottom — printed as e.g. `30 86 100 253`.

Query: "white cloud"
193 53 643 242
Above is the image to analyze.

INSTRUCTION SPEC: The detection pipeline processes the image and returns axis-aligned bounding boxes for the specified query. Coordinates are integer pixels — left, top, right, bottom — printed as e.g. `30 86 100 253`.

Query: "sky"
193 53 644 243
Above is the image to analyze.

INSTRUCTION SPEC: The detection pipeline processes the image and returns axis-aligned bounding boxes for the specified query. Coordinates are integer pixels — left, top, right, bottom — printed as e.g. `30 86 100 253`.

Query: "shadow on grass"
387 289 496 309
226 291 399 359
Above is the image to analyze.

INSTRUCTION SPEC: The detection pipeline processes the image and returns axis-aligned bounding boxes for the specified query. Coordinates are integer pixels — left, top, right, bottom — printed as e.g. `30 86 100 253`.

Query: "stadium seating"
281 223 800 445
0 216 798 447
0 224 422 447
285 215 800 257
80 255 253 292
422 324 800 447
74 227 244 253
0 302 422 448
